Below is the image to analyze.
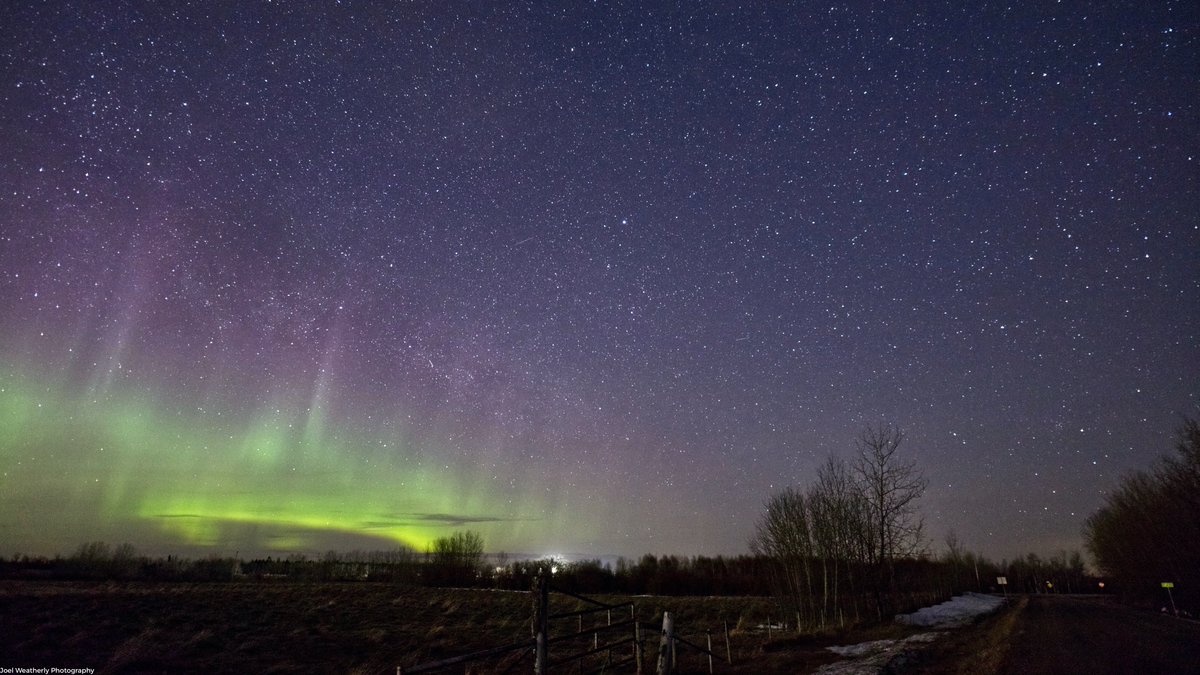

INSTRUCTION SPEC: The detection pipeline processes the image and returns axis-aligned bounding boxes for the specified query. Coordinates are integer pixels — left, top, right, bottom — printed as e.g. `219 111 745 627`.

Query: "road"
994 594 1200 674
718 593 1200 674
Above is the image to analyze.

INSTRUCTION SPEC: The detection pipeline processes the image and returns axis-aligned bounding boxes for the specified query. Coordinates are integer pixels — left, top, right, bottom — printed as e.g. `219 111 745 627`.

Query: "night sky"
1 1 1196 564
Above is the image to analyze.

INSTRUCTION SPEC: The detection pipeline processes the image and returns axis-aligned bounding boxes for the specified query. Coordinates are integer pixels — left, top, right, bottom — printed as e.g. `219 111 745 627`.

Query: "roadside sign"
997 576 1008 585
1162 582 1179 616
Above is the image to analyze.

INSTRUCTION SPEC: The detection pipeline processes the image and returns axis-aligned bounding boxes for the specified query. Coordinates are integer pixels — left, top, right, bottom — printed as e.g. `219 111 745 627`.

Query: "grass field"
0 580 817 673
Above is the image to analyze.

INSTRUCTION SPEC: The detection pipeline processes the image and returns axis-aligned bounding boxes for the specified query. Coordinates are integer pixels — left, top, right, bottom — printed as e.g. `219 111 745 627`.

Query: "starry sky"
1 1 1196 563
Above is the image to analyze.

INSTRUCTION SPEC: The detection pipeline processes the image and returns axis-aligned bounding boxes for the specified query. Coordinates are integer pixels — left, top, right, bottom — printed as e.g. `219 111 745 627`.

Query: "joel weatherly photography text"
0 662 93 667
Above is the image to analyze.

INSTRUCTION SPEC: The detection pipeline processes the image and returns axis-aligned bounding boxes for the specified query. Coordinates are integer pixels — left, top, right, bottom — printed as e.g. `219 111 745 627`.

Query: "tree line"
493 554 774 595
0 538 772 594
1 538 1089 609
1084 416 1200 613
0 533 487 586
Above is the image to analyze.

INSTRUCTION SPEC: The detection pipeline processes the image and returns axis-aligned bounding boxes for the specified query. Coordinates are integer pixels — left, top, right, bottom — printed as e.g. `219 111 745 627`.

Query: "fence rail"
397 572 734 674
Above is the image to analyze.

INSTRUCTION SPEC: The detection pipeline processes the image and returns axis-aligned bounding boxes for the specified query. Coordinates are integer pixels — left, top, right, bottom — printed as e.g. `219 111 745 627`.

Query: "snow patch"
816 594 1006 674
895 592 1005 628
816 633 937 674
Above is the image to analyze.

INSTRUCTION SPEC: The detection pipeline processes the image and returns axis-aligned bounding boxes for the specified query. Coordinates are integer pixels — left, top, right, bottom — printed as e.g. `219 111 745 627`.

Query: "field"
0 580 855 673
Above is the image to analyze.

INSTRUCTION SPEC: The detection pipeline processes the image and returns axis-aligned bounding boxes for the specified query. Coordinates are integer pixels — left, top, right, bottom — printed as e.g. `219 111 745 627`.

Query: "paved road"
999 595 1200 674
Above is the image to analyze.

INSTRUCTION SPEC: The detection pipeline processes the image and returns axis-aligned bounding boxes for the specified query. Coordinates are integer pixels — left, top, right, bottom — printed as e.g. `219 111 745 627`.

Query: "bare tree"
749 487 815 624
854 423 927 614
809 456 872 626
428 530 485 586
942 530 965 594
751 426 928 626
943 530 963 562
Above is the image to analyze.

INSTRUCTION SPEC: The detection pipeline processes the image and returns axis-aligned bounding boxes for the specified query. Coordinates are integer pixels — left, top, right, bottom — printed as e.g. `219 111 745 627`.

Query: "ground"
5 583 1197 673
0 580 782 673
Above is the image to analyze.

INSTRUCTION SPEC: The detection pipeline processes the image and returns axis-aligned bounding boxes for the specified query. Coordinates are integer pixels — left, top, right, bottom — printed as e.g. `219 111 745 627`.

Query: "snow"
816 633 938 674
815 593 1006 674
894 592 1005 628
828 635 930 657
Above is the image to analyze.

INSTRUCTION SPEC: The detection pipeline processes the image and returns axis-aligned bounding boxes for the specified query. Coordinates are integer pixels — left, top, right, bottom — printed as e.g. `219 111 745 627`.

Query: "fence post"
706 633 714 674
606 608 613 666
634 613 643 674
724 621 731 664
533 572 549 674
656 612 674 675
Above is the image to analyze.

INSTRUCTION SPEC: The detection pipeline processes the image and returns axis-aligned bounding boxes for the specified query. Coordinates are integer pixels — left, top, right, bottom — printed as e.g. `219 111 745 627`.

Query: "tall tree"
854 423 927 615
809 456 871 625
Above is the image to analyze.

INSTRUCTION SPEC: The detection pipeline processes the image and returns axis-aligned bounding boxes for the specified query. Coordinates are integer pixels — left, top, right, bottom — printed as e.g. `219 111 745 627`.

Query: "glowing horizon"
0 358 570 557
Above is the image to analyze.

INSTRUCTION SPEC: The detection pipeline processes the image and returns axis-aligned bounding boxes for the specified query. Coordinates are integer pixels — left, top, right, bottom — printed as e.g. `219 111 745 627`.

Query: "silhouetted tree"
1084 415 1200 611
854 423 927 616
750 486 815 623
427 530 485 586
809 456 872 625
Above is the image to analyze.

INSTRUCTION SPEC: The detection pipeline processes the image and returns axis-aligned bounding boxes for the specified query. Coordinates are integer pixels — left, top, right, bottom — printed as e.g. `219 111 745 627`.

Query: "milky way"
1 2 1196 561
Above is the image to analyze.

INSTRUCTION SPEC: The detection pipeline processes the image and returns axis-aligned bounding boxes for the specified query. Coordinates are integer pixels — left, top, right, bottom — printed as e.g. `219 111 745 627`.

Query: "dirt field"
0 580 793 673
14 582 1184 674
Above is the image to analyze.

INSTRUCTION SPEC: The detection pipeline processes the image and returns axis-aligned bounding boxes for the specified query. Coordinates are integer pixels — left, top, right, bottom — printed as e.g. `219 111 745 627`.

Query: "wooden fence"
398 572 731 674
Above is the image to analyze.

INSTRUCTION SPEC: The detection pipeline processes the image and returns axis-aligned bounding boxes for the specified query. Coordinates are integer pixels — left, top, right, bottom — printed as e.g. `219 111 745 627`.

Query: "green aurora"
0 360 566 556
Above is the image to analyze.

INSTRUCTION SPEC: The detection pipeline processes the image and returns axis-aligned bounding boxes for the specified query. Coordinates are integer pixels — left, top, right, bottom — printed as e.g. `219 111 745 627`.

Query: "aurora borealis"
1 2 1197 562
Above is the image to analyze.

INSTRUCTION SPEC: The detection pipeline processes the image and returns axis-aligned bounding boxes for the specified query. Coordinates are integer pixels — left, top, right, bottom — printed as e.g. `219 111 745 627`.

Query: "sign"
1162 582 1175 588
996 576 1008 585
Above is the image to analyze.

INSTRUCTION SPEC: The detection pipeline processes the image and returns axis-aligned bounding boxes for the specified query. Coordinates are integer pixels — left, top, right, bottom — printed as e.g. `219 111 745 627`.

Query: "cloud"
148 511 528 534
411 512 511 525
367 512 531 528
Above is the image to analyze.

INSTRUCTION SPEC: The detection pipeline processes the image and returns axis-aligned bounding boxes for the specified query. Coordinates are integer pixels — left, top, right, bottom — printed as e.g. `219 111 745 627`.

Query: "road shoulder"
894 595 1027 674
